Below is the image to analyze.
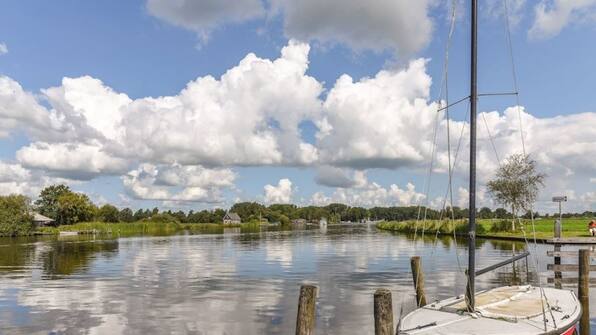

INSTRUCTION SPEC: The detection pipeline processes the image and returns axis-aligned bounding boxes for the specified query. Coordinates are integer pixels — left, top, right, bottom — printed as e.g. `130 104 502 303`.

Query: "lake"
0 225 595 334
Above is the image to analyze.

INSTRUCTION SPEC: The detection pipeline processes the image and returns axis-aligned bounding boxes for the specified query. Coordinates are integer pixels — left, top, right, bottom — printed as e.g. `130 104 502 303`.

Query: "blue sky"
0 0 595 213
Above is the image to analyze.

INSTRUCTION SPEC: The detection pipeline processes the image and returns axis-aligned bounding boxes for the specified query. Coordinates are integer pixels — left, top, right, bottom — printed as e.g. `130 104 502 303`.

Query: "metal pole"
466 0 478 313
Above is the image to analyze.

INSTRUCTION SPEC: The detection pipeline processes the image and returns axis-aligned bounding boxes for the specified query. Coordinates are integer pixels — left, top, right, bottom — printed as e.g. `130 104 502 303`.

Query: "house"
223 212 241 225
291 219 306 225
32 212 55 226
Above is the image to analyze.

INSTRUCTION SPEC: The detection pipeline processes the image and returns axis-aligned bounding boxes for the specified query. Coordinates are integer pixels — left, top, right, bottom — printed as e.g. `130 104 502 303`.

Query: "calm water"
0 225 595 334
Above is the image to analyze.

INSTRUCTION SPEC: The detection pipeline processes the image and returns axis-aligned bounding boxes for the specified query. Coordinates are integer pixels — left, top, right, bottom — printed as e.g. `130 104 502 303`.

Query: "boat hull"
398 286 581 335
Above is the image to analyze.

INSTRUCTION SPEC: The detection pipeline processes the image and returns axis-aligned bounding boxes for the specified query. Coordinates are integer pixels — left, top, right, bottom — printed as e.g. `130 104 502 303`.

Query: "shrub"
0 195 34 236
490 219 516 232
142 213 180 223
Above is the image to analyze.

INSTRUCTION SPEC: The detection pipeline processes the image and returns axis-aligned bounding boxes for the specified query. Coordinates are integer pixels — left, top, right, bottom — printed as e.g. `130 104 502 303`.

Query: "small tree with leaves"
487 154 545 231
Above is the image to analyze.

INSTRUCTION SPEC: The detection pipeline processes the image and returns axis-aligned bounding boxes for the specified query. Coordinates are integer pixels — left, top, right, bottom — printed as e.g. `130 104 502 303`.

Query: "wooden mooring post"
296 285 317 335
373 289 393 335
578 249 590 335
410 256 427 307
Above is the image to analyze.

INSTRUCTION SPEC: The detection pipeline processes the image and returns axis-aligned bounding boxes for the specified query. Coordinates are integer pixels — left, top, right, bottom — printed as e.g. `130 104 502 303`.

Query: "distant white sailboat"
319 217 327 227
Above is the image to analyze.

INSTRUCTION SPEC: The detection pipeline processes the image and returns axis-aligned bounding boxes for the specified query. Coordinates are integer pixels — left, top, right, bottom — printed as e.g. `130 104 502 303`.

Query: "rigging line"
429 0 458 253
431 106 469 274
423 0 458 302
501 2 553 321
520 221 555 330
414 105 440 240
415 0 459 233
502 0 526 155
421 105 441 237
435 95 469 112
481 112 501 165
478 92 518 97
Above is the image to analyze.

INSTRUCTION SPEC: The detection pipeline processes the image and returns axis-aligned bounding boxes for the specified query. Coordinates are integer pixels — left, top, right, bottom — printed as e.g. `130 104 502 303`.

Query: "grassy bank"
377 218 594 240
29 221 265 237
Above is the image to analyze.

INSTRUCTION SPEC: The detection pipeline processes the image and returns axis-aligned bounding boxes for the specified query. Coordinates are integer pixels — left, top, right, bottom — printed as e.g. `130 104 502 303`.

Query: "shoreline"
375 219 594 244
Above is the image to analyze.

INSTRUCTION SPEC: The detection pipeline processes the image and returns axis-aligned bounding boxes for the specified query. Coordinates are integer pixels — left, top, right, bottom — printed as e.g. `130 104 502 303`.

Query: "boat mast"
466 0 478 312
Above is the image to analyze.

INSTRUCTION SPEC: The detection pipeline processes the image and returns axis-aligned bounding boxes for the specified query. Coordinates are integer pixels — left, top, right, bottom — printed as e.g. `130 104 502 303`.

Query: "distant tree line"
1 184 594 237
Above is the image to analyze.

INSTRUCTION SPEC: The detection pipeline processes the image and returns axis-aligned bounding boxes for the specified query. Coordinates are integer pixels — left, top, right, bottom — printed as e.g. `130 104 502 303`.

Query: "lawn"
377 217 594 240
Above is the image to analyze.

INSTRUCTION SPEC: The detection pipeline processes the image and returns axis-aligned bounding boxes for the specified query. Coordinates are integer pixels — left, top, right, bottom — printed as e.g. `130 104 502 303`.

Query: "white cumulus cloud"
314 166 367 188
316 59 439 169
311 171 425 207
146 0 265 41
270 0 434 54
264 178 293 204
146 0 434 54
117 40 321 166
529 0 596 39
0 42 7 55
122 163 234 203
0 161 77 197
16 142 129 180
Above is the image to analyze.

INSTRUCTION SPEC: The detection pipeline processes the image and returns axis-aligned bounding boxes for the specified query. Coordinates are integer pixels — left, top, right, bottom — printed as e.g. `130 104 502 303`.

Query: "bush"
490 219 516 232
97 204 120 222
0 195 34 236
56 192 96 225
142 213 180 223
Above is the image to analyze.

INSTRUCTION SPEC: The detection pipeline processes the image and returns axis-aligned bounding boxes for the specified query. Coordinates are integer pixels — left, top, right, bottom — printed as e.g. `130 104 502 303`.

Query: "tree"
56 193 96 225
230 202 266 221
487 154 546 230
0 195 34 236
478 207 493 219
35 184 72 219
494 208 508 219
97 204 120 222
119 208 134 222
133 209 148 221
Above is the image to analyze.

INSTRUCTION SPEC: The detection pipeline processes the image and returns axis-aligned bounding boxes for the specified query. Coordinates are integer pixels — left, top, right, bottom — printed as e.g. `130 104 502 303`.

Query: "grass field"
34 221 258 237
376 217 594 240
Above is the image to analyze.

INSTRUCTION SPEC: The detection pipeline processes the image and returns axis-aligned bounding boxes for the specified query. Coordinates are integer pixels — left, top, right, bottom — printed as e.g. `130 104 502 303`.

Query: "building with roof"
32 212 55 226
223 212 241 225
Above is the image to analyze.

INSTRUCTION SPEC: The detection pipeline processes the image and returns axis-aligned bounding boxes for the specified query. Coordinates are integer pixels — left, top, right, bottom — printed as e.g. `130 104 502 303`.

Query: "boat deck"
399 286 581 334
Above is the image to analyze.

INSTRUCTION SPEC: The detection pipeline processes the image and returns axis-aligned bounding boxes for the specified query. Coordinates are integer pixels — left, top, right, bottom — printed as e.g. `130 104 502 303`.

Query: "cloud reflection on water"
0 227 579 334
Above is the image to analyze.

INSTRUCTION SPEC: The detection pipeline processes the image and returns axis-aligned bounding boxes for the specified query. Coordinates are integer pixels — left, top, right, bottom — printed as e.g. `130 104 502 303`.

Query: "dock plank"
547 251 596 257
547 237 596 244
548 264 596 272
547 277 596 285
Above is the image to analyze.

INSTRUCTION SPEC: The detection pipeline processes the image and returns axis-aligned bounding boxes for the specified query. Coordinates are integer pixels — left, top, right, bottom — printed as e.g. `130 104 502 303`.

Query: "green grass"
47 221 244 237
377 217 594 239
42 220 274 236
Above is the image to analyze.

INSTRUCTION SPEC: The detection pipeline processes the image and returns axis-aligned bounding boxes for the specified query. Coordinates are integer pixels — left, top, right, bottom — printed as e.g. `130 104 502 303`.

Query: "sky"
0 0 595 214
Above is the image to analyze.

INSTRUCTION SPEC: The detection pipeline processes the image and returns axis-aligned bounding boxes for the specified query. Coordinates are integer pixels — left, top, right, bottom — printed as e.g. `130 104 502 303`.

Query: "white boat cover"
398 286 580 335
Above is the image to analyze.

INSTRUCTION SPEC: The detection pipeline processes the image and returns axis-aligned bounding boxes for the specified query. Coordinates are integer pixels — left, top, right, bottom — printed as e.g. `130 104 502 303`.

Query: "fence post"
296 285 317 335
373 289 393 335
578 249 590 335
410 256 427 307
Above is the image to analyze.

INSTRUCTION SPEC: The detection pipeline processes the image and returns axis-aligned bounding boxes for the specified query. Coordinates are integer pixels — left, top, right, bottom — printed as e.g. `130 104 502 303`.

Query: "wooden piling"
410 256 427 307
373 289 393 335
296 285 317 335
578 249 590 335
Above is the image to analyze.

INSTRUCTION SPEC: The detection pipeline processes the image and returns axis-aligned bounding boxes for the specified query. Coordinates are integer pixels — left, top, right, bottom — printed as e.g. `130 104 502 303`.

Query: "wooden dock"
547 237 596 244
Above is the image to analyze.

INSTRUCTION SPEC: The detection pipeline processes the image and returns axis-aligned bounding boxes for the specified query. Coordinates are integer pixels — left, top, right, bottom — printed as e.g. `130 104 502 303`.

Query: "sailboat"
397 1 581 334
